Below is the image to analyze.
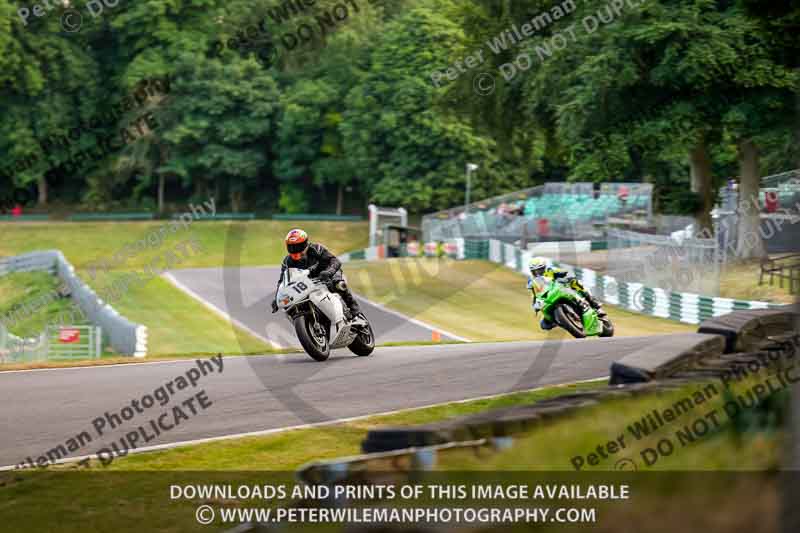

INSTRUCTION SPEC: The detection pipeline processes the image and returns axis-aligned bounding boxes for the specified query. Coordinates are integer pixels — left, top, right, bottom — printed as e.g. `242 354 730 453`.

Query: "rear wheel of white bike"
348 314 375 357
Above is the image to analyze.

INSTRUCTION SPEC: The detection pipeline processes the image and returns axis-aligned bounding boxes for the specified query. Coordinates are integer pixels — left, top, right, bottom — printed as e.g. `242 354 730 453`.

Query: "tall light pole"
465 163 478 214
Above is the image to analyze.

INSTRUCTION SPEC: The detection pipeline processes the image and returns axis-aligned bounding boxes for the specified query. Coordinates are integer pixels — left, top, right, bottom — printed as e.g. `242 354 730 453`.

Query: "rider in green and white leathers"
527 257 605 330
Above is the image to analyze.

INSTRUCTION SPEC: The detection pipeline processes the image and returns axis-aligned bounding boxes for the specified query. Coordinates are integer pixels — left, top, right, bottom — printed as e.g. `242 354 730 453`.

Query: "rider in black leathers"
271 229 361 319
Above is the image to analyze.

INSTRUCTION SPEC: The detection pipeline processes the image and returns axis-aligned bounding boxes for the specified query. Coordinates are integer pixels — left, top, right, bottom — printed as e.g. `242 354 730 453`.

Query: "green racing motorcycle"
531 277 614 339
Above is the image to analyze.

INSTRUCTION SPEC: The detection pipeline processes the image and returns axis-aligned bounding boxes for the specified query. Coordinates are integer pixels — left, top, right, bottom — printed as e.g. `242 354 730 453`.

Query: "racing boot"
346 299 361 321
585 292 606 317
336 281 361 320
576 297 592 317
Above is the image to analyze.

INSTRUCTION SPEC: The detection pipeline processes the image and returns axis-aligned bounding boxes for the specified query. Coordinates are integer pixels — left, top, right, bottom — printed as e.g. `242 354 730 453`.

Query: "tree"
340 5 524 212
0 0 100 206
502 0 798 236
158 54 280 211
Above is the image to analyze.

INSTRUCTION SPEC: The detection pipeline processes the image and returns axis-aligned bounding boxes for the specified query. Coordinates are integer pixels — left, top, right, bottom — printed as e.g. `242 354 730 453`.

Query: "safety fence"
607 227 720 296
0 251 147 357
421 182 654 243
340 239 778 325
718 168 800 209
715 169 800 256
0 328 45 363
0 325 102 364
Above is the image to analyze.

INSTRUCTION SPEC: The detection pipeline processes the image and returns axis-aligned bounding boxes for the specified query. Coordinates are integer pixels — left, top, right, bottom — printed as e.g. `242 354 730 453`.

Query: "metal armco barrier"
0 251 147 357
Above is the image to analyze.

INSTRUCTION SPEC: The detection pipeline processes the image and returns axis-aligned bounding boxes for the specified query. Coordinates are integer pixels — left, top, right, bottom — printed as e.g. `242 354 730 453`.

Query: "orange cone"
431 331 441 343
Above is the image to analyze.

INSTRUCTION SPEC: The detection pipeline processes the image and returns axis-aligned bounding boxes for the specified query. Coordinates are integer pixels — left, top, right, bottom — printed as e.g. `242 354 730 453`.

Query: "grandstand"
717 169 800 213
422 182 653 243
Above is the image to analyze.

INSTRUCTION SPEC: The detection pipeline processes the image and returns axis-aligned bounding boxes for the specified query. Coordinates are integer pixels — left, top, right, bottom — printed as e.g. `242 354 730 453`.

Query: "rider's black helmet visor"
287 241 309 254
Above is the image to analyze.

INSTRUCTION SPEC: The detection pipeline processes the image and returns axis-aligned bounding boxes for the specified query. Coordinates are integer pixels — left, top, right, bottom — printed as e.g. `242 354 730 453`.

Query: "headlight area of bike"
530 276 549 294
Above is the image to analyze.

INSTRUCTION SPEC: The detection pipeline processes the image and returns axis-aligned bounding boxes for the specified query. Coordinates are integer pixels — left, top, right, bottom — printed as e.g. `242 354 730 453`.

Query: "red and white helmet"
285 228 309 260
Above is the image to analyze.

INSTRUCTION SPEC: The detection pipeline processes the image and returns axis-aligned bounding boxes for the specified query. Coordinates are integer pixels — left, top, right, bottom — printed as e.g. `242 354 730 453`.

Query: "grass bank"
0 220 369 270
720 260 796 303
437 379 785 471
569 249 795 304
0 272 80 339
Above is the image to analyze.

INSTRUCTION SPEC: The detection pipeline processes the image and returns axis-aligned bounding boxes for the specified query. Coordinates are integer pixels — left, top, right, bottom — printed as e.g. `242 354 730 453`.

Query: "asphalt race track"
0 333 711 468
166 266 462 347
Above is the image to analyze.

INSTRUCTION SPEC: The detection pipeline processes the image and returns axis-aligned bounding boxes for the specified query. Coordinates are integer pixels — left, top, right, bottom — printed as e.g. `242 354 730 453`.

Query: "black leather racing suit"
275 242 360 317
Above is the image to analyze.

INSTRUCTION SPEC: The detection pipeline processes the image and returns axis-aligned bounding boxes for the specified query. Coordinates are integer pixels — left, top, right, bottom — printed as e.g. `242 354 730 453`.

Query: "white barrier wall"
526 241 591 257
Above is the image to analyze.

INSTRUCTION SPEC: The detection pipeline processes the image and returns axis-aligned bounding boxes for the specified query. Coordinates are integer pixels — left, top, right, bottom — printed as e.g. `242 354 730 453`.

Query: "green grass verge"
0 220 369 271
346 258 696 342
419 376 787 531
0 269 274 362
720 260 796 303
0 272 85 338
436 378 786 471
97 273 271 357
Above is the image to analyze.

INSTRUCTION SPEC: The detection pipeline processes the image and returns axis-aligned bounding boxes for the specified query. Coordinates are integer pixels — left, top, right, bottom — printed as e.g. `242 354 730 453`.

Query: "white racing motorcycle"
275 268 375 361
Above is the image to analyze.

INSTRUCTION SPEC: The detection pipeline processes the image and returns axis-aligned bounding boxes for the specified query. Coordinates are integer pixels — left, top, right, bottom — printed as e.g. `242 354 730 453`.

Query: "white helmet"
528 256 548 277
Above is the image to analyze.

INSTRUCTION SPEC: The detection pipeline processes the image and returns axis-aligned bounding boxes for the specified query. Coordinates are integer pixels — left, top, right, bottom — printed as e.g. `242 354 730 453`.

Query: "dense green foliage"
0 0 797 215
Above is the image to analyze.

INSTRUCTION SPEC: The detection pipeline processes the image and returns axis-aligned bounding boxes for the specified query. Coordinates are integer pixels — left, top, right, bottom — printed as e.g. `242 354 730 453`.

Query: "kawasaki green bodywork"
532 277 604 336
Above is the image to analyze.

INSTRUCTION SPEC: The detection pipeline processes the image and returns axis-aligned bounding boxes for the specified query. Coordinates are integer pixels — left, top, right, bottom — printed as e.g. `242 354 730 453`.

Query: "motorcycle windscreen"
529 275 549 295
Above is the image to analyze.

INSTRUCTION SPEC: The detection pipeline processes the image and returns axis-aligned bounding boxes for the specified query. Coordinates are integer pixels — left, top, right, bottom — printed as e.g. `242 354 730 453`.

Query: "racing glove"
318 270 333 283
271 300 279 313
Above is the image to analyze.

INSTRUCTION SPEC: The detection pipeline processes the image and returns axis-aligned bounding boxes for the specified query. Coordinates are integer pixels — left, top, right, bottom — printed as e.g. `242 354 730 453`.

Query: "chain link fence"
606 228 720 296
0 324 47 363
422 182 654 244
0 324 102 364
716 169 800 256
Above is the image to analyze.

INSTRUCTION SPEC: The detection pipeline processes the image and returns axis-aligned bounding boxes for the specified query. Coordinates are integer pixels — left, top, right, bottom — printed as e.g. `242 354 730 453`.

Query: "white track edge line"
0 376 606 471
163 272 284 350
0 339 536 375
0 354 258 375
354 294 471 343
